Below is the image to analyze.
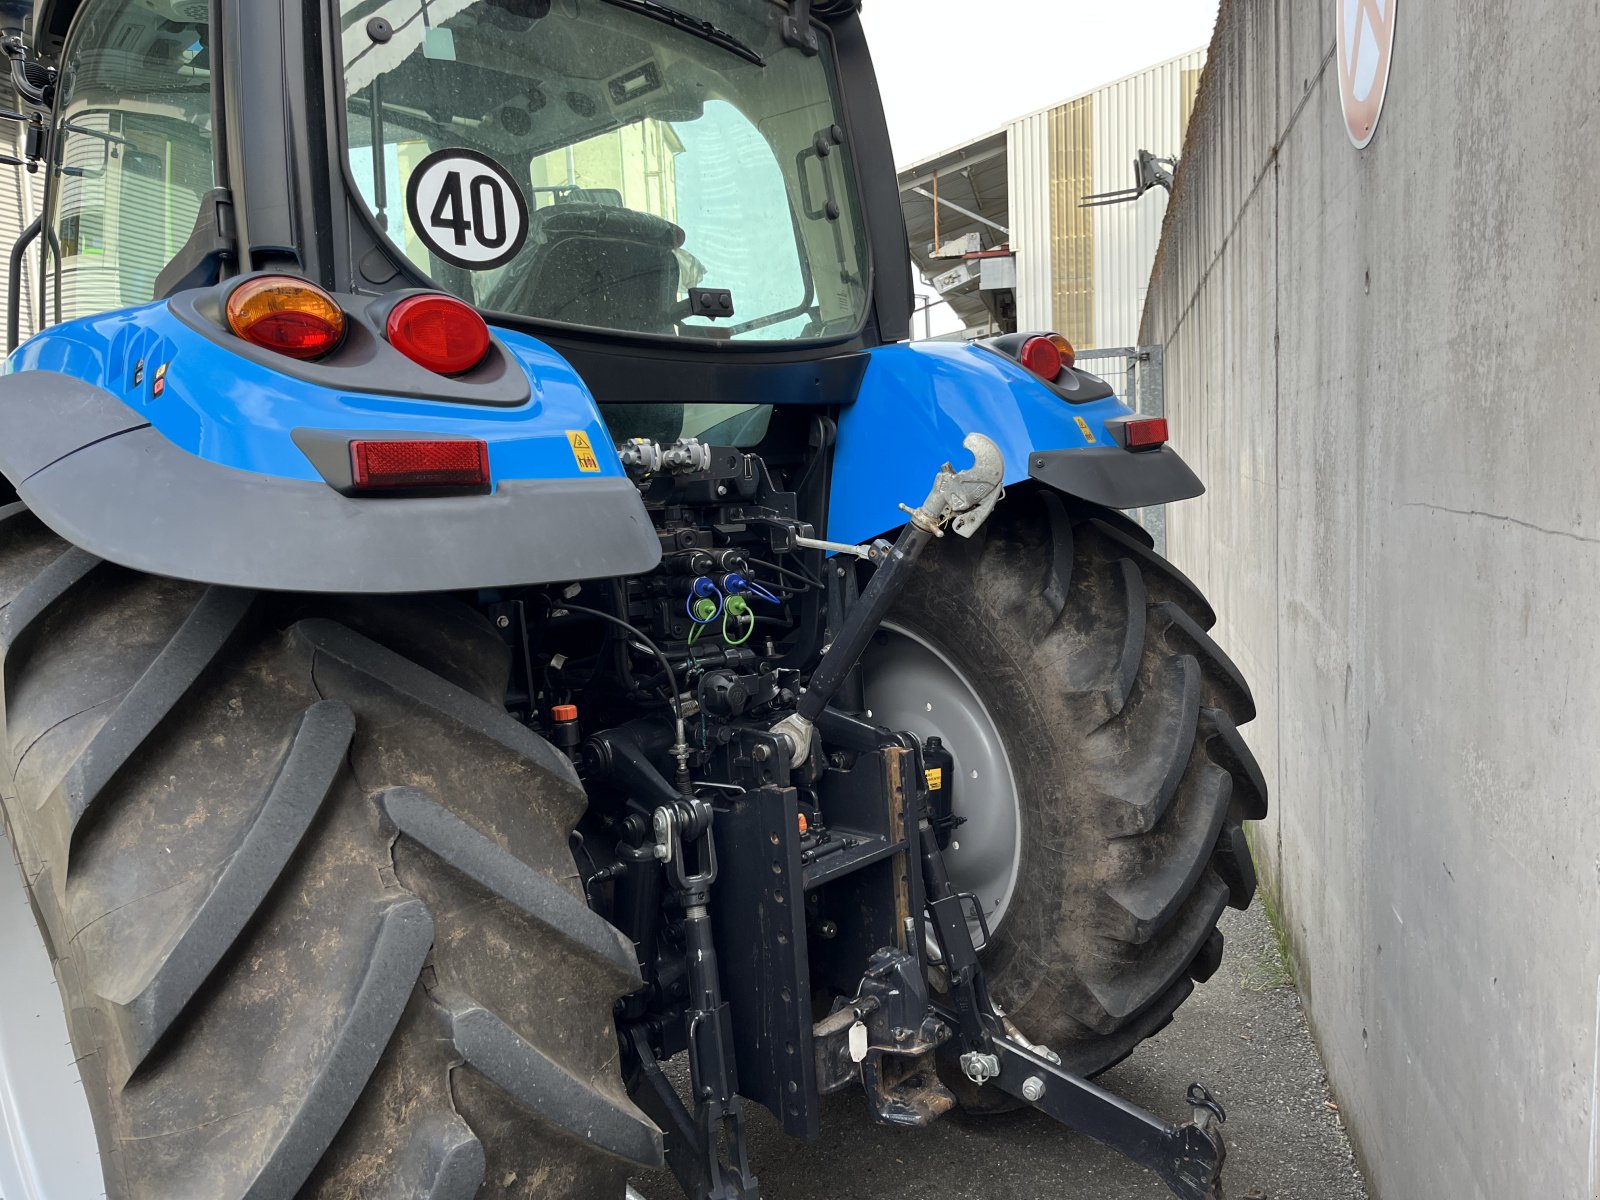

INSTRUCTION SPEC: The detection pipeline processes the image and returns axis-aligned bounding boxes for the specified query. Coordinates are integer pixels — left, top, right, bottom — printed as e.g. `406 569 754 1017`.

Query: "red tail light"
1122 417 1169 450
386 294 491 375
226 276 346 360
1019 335 1063 381
349 439 490 490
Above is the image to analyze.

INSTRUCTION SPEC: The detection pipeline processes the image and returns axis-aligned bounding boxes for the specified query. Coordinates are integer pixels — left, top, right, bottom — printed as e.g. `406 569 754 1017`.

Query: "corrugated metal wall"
1007 111 1052 335
1090 50 1205 349
1007 50 1204 349
1048 97 1094 349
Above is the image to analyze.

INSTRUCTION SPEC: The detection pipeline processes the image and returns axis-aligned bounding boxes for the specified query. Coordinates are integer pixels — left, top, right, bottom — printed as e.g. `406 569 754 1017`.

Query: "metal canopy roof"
897 131 1009 333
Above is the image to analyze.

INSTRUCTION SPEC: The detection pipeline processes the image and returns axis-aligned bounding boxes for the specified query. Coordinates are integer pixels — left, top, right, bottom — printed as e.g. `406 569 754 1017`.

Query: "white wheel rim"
860 622 1024 934
0 830 102 1200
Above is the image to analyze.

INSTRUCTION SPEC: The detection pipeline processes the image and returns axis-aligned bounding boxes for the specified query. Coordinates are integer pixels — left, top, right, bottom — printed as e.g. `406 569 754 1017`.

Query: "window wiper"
596 0 765 67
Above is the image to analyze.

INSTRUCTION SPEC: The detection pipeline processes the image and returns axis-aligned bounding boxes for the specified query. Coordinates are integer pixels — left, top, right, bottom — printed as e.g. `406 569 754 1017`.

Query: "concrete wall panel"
1142 0 1600 1195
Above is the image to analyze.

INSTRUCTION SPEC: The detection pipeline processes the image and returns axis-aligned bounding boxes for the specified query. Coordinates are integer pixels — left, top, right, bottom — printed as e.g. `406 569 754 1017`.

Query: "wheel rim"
0 832 102 1200
859 622 1023 934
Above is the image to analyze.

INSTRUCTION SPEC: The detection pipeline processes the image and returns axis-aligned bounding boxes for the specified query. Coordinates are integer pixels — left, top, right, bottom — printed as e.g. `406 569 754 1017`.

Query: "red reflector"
386 294 491 375
1124 417 1169 450
349 439 490 490
1019 335 1063 381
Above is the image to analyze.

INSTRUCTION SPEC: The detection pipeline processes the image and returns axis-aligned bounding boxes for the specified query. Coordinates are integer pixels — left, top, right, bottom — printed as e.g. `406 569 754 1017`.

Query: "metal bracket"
650 796 718 891
959 1051 999 1084
782 0 819 53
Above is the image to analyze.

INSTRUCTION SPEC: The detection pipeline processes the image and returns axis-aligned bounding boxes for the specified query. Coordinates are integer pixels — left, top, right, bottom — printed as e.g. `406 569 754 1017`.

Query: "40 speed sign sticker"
405 149 530 270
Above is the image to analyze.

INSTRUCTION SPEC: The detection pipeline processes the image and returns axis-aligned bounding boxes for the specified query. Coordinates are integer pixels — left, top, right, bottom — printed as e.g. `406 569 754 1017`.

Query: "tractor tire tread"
1084 517 1217 630
891 490 1266 1083
0 513 656 1200
375 785 642 994
1104 762 1232 942
1148 600 1256 723
110 699 356 1082
1082 871 1231 1026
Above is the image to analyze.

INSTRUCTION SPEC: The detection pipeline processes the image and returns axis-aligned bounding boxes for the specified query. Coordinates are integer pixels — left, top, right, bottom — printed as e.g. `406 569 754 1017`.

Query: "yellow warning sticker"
566 430 602 473
925 767 944 791
1073 416 1097 444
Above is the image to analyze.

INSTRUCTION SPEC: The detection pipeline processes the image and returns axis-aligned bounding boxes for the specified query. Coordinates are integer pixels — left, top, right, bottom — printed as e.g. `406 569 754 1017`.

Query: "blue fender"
826 342 1202 546
0 297 660 592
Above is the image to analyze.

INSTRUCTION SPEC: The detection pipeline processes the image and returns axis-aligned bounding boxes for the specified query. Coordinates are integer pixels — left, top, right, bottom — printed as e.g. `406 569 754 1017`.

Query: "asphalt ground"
629 903 1368 1200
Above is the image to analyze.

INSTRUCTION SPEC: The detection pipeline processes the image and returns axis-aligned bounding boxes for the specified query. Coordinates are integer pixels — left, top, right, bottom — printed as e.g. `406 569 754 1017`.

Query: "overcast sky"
860 1 1220 165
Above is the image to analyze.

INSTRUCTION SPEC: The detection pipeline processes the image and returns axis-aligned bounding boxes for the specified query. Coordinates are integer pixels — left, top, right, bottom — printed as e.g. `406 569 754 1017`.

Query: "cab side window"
48 0 212 325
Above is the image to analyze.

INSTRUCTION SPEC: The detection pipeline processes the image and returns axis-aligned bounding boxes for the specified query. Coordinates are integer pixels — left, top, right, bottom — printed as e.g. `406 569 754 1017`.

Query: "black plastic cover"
1028 445 1205 510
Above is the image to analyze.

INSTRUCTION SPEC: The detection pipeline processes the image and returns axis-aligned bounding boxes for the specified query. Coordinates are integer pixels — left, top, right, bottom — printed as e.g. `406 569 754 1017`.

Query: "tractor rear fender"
826 341 1202 546
0 290 661 593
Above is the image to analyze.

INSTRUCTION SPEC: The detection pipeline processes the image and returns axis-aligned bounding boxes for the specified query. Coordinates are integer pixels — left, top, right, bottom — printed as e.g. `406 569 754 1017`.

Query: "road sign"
406 149 530 271
1336 0 1397 149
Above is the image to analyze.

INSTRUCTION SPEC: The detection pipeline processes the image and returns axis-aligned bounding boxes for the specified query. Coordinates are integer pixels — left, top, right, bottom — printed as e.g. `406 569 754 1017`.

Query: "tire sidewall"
887 563 1091 1048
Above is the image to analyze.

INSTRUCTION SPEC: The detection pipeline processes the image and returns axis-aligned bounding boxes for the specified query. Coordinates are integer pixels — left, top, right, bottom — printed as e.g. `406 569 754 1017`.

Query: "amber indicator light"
226 276 346 360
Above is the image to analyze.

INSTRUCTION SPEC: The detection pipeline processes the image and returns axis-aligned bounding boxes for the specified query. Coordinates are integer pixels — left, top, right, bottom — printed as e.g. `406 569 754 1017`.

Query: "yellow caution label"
566 430 602 473
925 767 944 791
1073 416 1097 444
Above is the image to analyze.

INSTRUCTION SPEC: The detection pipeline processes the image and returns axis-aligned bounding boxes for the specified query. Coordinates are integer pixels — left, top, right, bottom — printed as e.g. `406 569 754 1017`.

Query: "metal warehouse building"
898 48 1204 348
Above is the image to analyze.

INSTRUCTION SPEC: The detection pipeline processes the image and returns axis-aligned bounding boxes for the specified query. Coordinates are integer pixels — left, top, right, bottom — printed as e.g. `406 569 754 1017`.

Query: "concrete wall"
1140 2 1600 1197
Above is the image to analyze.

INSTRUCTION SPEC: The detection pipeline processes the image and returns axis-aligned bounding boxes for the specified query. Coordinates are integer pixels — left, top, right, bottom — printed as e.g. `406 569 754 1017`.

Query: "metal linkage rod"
770 434 1004 767
918 799 1228 1200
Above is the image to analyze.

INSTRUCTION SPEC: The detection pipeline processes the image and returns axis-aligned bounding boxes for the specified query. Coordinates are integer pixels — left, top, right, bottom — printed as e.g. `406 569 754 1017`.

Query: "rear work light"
1019 333 1076 381
349 439 490 491
1122 417 1169 451
226 276 346 360
386 294 491 375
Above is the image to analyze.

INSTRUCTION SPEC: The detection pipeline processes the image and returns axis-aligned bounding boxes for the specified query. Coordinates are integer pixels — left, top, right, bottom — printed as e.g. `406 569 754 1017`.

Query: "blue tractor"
0 3 1265 1198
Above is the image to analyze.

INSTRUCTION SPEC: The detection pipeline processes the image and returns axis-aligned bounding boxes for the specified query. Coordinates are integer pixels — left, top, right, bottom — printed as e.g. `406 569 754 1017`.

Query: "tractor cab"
341 1 873 343
12 1 910 377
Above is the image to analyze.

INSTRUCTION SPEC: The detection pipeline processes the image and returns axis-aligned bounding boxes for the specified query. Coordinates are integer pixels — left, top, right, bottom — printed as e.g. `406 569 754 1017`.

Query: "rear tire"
885 491 1268 1086
0 503 660 1199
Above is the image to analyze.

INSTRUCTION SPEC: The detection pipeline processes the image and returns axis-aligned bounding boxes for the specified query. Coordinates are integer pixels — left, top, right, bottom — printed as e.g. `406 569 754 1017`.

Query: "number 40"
430 170 508 250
